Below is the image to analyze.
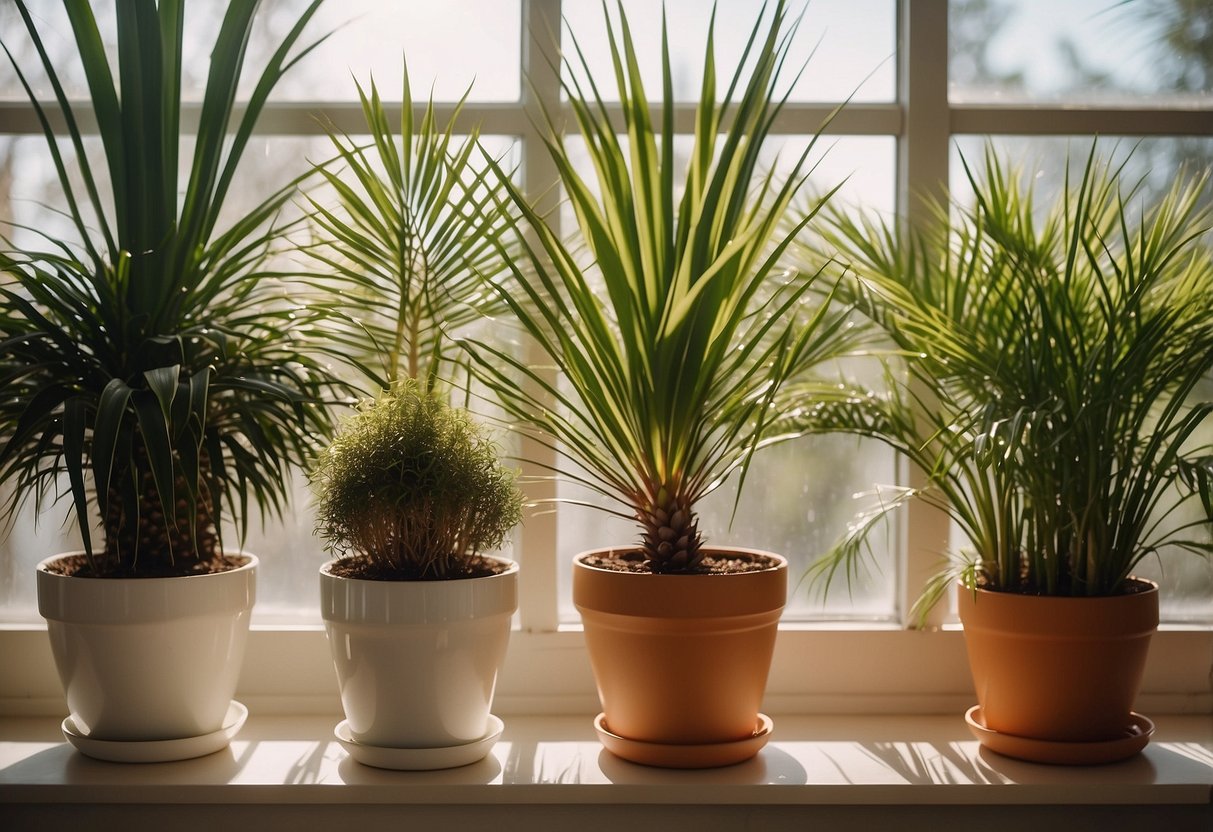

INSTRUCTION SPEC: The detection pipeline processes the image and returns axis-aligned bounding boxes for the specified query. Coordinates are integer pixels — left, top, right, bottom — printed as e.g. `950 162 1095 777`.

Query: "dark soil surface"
580 548 782 575
325 554 511 581
44 553 251 579
974 574 1157 596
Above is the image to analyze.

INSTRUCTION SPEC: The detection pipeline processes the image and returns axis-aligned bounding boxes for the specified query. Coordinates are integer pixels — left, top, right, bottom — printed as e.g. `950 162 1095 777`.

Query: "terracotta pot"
36 552 257 741
957 580 1158 742
319 557 517 750
573 546 786 753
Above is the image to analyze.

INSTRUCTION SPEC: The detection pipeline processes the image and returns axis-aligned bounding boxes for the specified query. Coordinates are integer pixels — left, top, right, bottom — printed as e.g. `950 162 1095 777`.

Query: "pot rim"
573 545 788 619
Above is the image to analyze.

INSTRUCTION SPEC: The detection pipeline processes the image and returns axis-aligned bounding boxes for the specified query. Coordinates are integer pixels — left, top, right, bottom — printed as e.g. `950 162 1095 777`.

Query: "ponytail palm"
469 0 859 573
802 146 1213 615
0 0 344 576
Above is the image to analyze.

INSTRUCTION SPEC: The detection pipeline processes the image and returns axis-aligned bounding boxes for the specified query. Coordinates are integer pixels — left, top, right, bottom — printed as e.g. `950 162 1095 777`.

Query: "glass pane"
554 136 899 623
562 0 896 103
950 135 1213 624
1 1 521 102
259 0 521 102
950 0 1213 104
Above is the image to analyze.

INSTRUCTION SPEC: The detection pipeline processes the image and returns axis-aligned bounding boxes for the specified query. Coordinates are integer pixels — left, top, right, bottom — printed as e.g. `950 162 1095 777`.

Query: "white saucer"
335 715 504 770
62 701 248 763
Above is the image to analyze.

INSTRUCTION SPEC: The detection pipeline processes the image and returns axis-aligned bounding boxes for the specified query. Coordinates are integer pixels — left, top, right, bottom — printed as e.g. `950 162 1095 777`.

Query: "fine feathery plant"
0 1 346 576
303 62 519 393
797 144 1213 617
310 380 523 580
466 0 862 573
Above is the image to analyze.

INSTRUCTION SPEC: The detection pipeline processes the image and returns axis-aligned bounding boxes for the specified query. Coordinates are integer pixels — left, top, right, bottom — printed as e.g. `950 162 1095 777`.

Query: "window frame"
0 0 1212 715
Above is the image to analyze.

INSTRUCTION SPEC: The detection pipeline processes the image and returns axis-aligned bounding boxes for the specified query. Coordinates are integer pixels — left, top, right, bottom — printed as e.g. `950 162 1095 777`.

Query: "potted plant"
0 1 343 760
299 63 522 770
312 380 522 770
467 1 860 767
801 146 1213 763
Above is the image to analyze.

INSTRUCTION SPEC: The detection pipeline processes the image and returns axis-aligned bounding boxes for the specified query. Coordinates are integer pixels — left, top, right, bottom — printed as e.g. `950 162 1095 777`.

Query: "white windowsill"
2 713 1212 831
3 623 1213 829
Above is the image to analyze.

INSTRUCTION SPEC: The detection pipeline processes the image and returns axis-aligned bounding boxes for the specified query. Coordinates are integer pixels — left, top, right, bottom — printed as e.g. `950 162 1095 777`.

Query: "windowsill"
2 713 1212 830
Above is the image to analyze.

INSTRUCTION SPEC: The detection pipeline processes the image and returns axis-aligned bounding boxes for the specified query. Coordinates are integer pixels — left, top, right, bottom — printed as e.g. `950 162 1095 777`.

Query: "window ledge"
2 714 1212 831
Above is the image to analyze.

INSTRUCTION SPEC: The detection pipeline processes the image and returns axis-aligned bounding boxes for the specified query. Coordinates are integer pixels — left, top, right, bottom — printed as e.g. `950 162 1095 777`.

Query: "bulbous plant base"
573 546 787 768
958 579 1158 759
36 552 256 749
319 557 517 765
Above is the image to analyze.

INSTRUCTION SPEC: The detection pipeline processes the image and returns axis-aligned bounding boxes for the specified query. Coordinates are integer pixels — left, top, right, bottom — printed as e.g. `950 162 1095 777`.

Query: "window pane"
950 0 1213 104
562 0 896 103
1 1 521 103
950 135 1213 623
260 0 521 102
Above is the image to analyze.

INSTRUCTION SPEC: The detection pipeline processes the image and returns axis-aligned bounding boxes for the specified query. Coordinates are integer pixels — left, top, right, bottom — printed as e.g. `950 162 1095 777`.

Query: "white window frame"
1 0 1211 716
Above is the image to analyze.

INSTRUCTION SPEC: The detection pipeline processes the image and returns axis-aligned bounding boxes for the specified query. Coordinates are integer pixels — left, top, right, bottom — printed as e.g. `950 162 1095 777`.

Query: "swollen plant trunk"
574 546 786 765
102 442 219 574
958 580 1158 742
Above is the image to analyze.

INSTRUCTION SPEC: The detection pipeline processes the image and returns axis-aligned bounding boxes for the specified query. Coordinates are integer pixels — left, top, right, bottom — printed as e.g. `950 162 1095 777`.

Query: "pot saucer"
61 700 248 763
965 705 1153 765
594 712 773 769
335 714 504 770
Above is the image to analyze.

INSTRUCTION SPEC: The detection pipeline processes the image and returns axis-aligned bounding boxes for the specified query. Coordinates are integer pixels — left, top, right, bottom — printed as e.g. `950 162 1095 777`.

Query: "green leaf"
132 390 177 539
62 397 93 559
144 365 181 425
93 378 134 520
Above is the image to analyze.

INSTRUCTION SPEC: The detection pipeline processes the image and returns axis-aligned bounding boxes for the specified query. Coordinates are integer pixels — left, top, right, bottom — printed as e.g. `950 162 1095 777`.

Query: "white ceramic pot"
319 557 517 749
36 553 257 741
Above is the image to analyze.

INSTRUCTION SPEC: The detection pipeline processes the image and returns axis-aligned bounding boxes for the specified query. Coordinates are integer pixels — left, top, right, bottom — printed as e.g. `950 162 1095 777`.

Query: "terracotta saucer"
965 705 1154 765
335 714 504 771
62 701 248 763
594 713 773 769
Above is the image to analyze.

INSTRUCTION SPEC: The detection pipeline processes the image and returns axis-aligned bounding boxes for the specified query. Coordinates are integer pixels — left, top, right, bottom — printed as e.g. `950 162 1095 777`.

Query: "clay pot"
37 552 257 742
573 546 786 760
957 580 1158 742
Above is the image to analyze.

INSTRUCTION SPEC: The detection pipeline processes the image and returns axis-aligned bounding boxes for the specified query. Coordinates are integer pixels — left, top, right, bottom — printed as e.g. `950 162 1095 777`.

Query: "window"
1 0 1210 704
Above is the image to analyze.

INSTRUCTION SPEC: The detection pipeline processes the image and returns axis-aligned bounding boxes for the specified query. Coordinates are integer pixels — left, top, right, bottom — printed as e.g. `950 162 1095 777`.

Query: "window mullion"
517 0 563 633
897 0 952 630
